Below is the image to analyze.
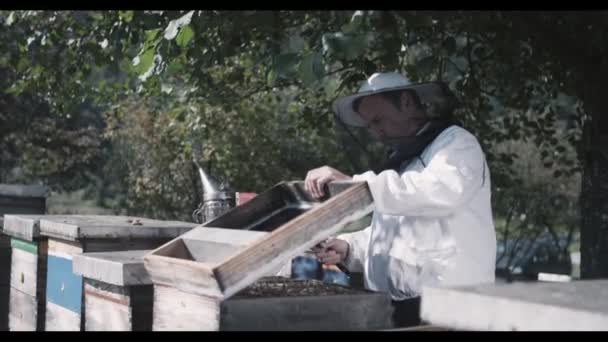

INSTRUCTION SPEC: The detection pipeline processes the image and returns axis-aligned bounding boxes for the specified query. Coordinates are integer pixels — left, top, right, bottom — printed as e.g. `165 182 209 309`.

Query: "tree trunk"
579 81 608 279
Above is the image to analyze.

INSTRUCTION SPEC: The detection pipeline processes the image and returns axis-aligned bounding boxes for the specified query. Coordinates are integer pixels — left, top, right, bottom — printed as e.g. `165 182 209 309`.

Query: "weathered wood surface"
153 284 220 331
10 245 40 296
145 228 266 298
8 238 47 331
2 215 46 241
383 325 450 331
83 280 152 331
73 250 152 287
421 280 608 331
145 182 374 300
220 292 394 331
152 277 394 331
84 280 130 331
8 288 39 331
44 215 192 332
39 215 197 241
216 182 373 298
45 301 80 331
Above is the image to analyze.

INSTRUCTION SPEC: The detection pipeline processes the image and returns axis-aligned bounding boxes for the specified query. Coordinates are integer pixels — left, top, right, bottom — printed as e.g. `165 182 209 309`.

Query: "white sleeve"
337 226 371 273
353 130 486 217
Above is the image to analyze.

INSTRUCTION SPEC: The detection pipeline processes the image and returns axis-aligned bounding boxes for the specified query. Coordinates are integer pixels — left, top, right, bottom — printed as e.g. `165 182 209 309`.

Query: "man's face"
356 92 423 142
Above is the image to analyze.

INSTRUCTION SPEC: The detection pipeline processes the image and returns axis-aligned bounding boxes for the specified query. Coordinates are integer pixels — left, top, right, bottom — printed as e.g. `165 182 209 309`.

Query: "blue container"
291 256 351 287
322 269 351 287
291 256 322 281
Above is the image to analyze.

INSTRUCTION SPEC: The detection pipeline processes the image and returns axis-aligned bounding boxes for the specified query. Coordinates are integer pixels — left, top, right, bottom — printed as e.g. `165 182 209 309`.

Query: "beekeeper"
307 72 496 326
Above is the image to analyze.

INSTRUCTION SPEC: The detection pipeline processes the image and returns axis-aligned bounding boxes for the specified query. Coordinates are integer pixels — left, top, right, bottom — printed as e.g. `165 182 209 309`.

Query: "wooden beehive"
75 250 393 331
421 280 608 331
72 250 154 331
144 181 388 331
0 184 48 331
3 215 49 331
38 215 197 331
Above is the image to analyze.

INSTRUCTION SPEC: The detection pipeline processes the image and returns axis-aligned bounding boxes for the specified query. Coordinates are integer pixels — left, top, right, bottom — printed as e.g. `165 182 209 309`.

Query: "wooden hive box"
0 184 48 331
2 215 50 331
420 280 608 331
72 250 154 331
74 250 393 331
39 215 197 331
144 181 393 331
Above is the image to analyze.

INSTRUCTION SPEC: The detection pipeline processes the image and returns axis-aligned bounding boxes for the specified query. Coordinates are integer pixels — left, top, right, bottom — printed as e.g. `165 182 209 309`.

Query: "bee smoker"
192 160 236 224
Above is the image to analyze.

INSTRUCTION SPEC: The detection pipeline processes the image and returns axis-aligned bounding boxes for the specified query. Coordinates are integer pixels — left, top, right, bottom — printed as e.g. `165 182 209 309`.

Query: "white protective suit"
338 125 496 301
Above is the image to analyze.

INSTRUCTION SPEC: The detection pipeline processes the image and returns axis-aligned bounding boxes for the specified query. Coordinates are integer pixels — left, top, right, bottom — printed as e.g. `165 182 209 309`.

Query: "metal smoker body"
193 161 236 224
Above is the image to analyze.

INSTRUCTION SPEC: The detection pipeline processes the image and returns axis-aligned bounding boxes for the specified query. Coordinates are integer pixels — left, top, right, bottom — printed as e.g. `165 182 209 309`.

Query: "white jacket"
338 125 496 300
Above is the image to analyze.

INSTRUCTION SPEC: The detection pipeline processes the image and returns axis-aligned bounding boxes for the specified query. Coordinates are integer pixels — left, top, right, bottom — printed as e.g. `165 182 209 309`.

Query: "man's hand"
304 166 351 199
312 238 350 265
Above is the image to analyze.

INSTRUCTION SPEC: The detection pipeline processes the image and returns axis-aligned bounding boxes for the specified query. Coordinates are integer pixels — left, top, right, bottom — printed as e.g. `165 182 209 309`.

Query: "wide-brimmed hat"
333 72 458 127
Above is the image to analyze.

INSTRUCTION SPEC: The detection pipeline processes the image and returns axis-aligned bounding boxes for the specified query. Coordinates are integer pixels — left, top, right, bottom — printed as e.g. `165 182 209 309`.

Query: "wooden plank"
46 253 83 316
83 279 153 331
220 293 394 331
73 250 153 287
144 229 265 298
383 325 450 331
153 284 220 331
46 238 84 331
84 280 131 331
8 288 38 331
216 182 373 298
2 215 46 241
11 238 38 254
45 301 80 331
84 238 169 254
420 280 608 331
10 247 39 297
39 215 196 241
48 238 83 259
144 182 374 301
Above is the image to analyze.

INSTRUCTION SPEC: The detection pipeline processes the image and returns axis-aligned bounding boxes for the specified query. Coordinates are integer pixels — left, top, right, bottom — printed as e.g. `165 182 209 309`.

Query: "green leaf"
267 69 276 86
119 11 134 23
145 29 161 46
135 48 155 75
176 25 194 47
6 80 25 95
167 61 185 74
